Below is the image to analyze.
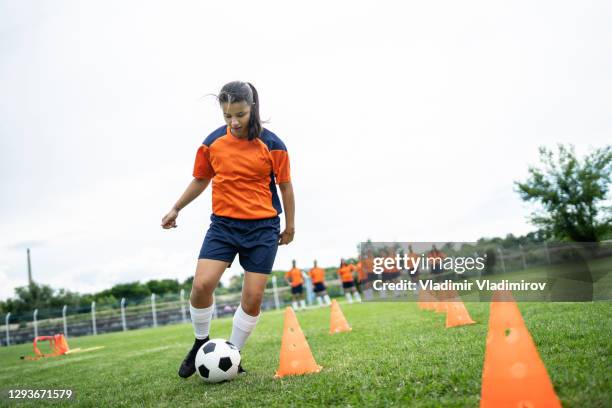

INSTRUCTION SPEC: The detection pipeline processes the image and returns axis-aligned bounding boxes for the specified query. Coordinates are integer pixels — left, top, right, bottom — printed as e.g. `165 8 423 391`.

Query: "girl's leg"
352 287 362 302
345 288 353 303
323 291 331 305
230 271 268 350
299 293 307 310
292 293 299 310
178 259 228 378
190 259 228 338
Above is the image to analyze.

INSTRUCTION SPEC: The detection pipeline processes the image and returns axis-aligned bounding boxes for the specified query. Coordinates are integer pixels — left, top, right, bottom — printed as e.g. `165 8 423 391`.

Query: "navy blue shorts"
291 284 303 295
198 214 280 274
313 282 326 293
342 281 355 289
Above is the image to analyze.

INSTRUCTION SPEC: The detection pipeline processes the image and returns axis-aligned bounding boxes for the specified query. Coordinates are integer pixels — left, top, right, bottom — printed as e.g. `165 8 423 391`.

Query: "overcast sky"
1 0 610 300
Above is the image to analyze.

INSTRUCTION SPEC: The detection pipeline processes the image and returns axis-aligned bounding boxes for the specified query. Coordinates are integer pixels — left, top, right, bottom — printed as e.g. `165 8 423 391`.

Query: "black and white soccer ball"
195 339 241 383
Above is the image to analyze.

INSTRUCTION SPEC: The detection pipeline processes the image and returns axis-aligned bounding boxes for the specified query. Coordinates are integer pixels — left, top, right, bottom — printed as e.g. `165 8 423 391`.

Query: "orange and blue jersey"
193 125 291 220
362 256 374 274
337 265 355 283
308 267 326 284
285 267 304 287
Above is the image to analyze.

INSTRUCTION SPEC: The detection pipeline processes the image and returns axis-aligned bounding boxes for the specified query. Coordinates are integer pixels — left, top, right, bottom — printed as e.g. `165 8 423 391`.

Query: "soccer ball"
195 339 241 383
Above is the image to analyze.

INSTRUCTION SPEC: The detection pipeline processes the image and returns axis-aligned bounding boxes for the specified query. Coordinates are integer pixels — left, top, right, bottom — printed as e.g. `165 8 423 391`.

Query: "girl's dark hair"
218 81 262 141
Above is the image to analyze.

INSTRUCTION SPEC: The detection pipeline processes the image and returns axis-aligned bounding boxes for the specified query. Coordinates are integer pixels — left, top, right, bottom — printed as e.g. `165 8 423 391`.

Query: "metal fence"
1 276 308 347
3 242 610 346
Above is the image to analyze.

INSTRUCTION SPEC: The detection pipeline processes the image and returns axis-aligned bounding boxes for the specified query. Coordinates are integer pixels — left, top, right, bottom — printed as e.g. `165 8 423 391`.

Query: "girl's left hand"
279 228 295 245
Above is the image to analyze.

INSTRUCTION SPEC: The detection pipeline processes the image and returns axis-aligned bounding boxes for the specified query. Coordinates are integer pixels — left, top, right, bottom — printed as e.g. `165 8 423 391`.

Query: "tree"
145 279 180 295
516 144 612 242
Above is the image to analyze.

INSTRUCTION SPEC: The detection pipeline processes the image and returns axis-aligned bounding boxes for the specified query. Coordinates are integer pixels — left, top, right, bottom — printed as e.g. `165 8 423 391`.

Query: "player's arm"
278 181 295 245
161 178 211 229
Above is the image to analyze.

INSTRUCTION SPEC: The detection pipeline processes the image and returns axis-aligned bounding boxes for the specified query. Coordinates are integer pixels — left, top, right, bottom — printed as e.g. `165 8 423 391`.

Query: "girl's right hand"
161 209 179 229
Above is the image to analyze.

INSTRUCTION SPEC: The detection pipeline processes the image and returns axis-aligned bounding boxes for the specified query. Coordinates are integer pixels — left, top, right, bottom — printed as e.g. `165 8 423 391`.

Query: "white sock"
353 291 362 302
345 292 353 304
300 299 306 309
324 294 331 305
292 301 298 310
190 303 215 340
316 296 323 306
229 305 260 350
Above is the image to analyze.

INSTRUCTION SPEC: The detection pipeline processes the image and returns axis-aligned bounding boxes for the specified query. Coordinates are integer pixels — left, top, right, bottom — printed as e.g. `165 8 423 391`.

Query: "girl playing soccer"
337 259 361 304
161 81 295 378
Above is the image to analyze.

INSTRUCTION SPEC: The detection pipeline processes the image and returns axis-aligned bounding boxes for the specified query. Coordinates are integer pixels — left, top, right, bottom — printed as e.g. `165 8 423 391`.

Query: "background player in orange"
428 245 447 275
407 244 420 291
379 247 397 298
308 260 331 307
355 256 367 297
362 249 376 300
285 259 306 310
161 81 295 378
337 259 361 304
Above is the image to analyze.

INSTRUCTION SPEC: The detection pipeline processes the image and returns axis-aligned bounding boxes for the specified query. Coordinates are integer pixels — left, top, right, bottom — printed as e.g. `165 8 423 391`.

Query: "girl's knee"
192 278 216 296
241 293 263 315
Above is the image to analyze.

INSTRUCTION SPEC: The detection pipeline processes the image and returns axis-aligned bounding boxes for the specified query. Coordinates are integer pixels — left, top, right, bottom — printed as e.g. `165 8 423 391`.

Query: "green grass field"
1 300 610 407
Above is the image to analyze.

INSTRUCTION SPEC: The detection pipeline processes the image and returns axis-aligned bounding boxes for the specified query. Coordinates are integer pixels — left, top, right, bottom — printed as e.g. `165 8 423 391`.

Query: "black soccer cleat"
178 337 209 378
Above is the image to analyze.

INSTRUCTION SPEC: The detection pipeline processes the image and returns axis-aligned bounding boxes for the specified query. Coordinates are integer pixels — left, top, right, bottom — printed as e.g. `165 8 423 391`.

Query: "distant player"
380 247 400 298
356 256 367 295
337 259 361 304
162 81 295 378
362 249 376 300
308 260 331 306
428 245 447 275
285 260 306 310
407 245 420 290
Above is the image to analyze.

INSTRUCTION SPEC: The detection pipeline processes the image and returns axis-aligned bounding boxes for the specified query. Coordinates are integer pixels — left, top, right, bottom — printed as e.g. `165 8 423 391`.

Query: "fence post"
33 309 38 338
272 276 280 310
179 289 187 323
519 244 527 269
120 298 127 332
304 274 313 306
544 242 551 264
497 248 506 273
5 313 10 346
91 301 97 335
151 293 158 328
62 305 68 338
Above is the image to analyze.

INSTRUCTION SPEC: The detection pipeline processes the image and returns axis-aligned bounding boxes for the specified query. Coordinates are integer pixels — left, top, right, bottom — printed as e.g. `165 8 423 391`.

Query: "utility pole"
27 248 33 285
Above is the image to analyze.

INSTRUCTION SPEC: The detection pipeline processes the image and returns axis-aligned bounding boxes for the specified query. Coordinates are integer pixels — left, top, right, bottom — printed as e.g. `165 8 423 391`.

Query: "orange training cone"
274 307 322 378
434 299 448 313
329 299 352 334
23 334 70 361
480 292 561 407
422 290 437 311
445 301 476 328
418 290 434 310
54 334 70 355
